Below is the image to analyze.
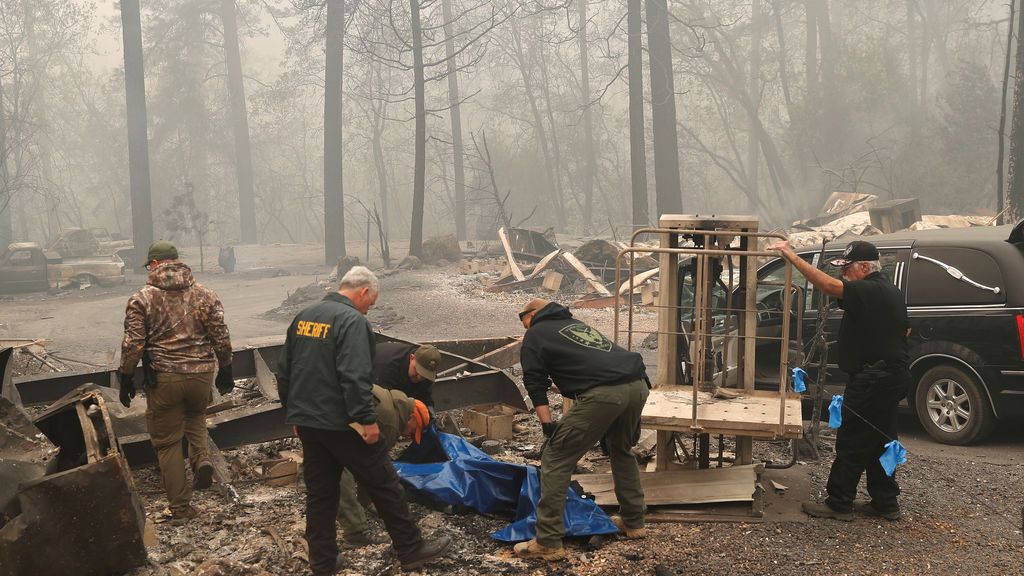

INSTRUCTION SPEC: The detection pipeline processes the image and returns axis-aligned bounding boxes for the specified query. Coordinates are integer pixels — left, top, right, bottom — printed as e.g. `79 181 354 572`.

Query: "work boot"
801 501 854 521
170 505 200 526
512 538 567 561
341 530 387 549
398 535 452 571
193 459 214 490
610 515 646 539
854 501 901 521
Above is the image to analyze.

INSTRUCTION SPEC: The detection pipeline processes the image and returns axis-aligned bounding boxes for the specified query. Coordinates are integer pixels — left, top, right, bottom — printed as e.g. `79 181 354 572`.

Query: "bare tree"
646 0 682 215
1007 0 1024 222
577 0 596 227
120 0 154 270
627 0 648 229
441 0 467 240
221 0 257 243
998 0 1016 224
324 0 346 263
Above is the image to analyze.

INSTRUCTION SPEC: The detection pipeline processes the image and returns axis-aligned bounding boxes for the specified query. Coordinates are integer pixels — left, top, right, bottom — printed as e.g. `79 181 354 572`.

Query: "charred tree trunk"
1006 0 1024 222
120 0 153 270
627 0 648 229
805 0 818 108
441 0 467 241
578 0 596 228
748 0 761 204
221 0 257 244
998 0 1016 224
771 0 793 113
510 20 566 228
0 73 11 248
408 0 426 258
324 0 346 263
645 0 682 215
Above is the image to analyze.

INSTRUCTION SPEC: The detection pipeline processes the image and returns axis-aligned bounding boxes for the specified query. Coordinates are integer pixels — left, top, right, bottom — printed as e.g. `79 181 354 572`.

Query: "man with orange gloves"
337 385 431 547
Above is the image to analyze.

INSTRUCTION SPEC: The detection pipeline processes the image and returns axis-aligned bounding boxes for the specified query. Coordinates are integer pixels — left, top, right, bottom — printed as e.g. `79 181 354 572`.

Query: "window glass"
756 254 810 313
906 247 1005 306
9 250 33 266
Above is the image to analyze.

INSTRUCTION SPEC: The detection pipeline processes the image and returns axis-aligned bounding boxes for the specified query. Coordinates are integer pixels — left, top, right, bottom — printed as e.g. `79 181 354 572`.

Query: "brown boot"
802 501 854 521
513 538 567 561
192 459 214 490
610 515 647 539
170 505 200 526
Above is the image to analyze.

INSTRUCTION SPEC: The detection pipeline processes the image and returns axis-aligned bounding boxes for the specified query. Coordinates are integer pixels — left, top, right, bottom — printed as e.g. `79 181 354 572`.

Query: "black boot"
398 535 452 571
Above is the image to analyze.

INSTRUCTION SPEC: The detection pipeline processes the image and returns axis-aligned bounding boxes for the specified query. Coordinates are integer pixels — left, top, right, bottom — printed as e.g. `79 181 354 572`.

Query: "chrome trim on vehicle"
909 354 998 418
908 304 1007 311
1000 370 1024 376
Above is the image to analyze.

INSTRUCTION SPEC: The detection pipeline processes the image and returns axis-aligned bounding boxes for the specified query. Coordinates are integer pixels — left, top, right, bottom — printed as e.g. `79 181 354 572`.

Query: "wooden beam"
497 227 526 281
559 252 611 295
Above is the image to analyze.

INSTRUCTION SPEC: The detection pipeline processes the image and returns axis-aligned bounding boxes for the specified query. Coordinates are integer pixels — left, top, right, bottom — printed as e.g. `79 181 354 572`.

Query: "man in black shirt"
373 342 441 410
770 240 909 521
513 299 650 560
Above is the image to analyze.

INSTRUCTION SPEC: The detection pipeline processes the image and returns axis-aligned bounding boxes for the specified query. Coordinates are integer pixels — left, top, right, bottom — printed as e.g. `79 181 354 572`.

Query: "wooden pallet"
642 385 802 439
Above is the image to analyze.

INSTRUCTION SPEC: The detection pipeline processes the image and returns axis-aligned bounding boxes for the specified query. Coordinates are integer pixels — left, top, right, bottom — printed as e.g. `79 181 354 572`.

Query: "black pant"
298 426 422 574
825 370 906 513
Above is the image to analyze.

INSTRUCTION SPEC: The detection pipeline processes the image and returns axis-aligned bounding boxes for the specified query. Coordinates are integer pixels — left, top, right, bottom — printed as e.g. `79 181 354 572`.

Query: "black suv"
751 222 1024 445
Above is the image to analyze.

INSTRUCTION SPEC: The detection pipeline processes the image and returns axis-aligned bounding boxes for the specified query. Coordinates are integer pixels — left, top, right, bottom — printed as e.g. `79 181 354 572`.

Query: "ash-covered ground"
4 243 1022 575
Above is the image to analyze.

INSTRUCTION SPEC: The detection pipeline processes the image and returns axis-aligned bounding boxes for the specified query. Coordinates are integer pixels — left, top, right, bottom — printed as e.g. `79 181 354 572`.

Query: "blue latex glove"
828 394 843 429
879 440 907 476
791 367 807 393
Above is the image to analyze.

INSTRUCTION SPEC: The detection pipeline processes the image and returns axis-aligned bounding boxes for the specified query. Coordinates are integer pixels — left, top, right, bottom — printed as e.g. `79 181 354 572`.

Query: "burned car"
751 222 1024 445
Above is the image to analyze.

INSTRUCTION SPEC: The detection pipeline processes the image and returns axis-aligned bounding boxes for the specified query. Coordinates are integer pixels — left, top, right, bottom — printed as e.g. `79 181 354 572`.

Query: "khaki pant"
536 379 649 548
145 372 214 512
337 469 370 534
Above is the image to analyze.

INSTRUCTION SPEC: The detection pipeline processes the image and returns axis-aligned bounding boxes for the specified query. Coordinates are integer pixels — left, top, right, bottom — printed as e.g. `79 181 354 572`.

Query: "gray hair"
339 265 379 293
863 260 882 274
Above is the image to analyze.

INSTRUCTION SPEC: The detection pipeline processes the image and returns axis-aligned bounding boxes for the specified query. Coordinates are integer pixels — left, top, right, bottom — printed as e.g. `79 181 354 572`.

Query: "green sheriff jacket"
277 293 378 430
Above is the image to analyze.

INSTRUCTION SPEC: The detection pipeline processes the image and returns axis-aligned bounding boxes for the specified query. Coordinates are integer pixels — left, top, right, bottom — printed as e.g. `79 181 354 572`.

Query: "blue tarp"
394 425 618 542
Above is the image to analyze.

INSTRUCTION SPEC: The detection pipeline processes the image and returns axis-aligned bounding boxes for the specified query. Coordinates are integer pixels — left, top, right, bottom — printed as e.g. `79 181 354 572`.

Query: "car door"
0 249 48 291
752 253 811 386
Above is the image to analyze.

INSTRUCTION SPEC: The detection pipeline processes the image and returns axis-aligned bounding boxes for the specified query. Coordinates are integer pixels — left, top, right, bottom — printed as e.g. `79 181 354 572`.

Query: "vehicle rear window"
906 247 1005 306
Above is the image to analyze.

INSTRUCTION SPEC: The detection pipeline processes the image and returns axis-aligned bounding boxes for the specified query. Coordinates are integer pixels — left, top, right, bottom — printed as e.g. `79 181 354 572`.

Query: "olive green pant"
536 379 649 548
145 372 214 512
337 469 370 535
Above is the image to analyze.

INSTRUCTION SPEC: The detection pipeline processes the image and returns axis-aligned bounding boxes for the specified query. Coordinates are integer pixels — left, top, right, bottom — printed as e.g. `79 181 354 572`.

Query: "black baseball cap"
829 240 879 267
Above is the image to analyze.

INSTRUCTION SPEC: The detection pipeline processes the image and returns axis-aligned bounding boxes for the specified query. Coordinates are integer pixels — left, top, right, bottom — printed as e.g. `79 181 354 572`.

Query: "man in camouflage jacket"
118 240 233 523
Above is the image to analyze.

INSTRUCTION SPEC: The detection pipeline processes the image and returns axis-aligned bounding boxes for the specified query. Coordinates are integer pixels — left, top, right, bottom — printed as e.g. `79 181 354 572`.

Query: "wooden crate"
464 403 518 439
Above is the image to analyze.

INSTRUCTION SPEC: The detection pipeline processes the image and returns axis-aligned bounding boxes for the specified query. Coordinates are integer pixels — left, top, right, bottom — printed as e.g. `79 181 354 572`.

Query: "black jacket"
277 293 377 430
373 342 434 407
521 302 647 407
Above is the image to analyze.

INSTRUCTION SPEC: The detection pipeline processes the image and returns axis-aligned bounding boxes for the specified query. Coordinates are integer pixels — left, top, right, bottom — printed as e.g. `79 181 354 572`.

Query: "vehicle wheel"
72 274 97 289
914 364 996 445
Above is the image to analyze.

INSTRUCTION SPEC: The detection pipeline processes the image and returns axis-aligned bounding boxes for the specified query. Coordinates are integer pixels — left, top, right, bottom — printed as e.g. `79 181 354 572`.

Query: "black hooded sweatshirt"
521 302 647 407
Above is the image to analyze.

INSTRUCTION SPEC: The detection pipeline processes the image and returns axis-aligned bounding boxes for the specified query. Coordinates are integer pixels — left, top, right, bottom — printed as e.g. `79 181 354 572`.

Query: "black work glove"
541 421 559 438
118 372 136 408
215 365 234 395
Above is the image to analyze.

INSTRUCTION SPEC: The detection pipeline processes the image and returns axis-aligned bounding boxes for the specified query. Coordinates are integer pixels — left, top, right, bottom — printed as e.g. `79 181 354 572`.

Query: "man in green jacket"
513 298 650 561
277 266 450 575
337 385 431 547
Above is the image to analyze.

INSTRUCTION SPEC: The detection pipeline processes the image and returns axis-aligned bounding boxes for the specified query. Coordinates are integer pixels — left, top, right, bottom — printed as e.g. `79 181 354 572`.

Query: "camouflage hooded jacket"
120 261 232 375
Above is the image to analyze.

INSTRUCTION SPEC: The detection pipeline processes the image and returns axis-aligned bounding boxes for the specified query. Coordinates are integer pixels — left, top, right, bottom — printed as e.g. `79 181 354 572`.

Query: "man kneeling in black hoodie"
513 299 651 561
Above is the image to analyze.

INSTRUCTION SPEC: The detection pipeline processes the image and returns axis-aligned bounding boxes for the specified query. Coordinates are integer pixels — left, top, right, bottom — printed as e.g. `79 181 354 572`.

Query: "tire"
914 364 997 445
72 273 97 289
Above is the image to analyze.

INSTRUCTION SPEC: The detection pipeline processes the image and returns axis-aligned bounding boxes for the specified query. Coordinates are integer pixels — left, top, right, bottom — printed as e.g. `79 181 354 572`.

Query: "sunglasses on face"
518 310 533 321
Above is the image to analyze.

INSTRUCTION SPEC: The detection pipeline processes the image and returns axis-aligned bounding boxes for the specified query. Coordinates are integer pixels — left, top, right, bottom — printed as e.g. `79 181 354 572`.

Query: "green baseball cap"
413 345 442 382
146 240 179 264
